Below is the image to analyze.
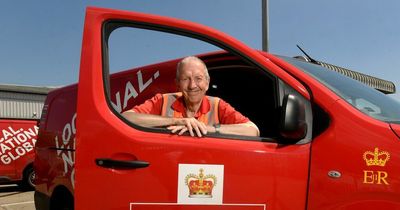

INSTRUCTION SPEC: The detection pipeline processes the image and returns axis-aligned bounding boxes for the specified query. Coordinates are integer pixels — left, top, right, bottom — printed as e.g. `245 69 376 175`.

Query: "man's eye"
195 77 204 82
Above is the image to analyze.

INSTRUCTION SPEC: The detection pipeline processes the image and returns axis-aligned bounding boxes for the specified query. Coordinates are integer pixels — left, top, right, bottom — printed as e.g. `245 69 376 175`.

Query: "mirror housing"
280 94 308 141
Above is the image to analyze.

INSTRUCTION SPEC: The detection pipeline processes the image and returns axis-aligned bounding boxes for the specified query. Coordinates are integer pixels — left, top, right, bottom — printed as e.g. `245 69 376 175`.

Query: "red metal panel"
130 203 266 210
307 99 400 209
0 119 37 182
390 123 400 139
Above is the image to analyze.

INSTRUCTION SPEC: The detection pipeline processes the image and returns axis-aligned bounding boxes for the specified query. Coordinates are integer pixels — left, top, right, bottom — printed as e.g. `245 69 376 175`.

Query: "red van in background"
34 7 400 210
0 118 38 189
0 84 49 190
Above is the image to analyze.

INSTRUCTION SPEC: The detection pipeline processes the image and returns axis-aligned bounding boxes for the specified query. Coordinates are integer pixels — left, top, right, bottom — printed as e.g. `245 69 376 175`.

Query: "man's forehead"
180 63 206 74
181 60 205 69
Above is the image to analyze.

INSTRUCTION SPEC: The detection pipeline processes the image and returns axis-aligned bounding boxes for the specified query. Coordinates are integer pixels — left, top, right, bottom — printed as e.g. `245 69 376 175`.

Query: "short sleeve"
132 93 163 115
218 99 249 124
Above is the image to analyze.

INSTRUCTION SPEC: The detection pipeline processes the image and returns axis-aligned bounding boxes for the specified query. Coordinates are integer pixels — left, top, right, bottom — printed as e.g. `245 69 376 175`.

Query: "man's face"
177 61 209 106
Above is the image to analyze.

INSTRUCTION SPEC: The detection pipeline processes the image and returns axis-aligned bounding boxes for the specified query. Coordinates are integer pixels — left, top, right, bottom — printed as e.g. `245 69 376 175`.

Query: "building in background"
0 84 55 120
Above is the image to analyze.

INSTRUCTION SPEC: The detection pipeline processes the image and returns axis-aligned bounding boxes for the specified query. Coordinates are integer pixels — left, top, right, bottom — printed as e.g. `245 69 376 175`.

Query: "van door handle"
95 158 150 169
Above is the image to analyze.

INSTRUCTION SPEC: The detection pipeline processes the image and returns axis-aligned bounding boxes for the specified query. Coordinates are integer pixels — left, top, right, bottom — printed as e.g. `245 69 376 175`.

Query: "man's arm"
122 110 208 137
206 121 260 137
122 110 175 127
123 110 259 137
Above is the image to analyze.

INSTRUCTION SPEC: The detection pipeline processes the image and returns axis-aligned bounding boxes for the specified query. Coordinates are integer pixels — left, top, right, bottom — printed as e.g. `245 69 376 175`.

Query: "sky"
0 0 399 102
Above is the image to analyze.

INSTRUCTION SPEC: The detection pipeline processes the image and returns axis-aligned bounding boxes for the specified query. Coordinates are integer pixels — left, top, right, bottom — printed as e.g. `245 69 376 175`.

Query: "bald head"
176 56 209 81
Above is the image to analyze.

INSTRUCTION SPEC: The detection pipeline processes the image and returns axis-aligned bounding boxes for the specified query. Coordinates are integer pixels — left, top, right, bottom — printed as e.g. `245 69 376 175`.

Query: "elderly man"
122 56 259 137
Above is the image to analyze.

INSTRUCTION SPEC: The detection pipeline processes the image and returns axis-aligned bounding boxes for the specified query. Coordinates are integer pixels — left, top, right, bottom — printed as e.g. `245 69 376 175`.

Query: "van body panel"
34 85 77 197
0 119 37 183
307 99 400 209
390 123 400 139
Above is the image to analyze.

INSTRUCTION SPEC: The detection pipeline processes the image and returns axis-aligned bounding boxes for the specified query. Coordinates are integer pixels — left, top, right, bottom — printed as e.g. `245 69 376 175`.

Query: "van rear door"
75 7 312 210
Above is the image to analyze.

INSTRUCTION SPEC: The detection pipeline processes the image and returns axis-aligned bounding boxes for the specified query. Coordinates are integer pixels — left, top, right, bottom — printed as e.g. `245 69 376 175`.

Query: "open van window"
104 22 306 139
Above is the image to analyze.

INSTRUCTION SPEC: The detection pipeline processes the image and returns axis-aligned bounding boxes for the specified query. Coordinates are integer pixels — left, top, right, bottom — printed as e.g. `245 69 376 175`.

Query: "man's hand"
167 117 208 137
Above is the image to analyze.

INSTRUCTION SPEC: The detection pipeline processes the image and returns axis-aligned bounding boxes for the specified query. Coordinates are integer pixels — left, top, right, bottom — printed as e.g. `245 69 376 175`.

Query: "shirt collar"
171 95 210 117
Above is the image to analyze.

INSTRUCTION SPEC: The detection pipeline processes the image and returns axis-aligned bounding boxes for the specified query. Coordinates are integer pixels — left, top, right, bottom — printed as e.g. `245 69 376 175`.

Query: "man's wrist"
171 117 179 126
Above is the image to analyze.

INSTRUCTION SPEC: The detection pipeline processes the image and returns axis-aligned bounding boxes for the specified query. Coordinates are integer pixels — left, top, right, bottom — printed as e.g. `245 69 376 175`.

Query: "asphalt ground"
0 184 35 210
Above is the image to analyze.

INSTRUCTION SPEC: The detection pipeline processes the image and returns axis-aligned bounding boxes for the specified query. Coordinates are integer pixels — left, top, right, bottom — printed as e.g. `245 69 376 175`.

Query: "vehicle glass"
281 56 400 124
106 26 221 114
108 26 219 74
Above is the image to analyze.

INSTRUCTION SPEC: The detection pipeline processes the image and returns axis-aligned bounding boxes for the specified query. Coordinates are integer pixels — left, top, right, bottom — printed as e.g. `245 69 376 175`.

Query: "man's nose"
189 78 197 88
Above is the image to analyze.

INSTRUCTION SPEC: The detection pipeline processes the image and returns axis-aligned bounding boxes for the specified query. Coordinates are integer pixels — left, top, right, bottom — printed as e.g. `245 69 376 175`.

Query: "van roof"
0 84 57 95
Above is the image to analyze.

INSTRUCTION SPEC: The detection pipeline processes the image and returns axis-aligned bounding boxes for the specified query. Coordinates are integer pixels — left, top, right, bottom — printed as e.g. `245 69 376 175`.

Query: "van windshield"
280 56 400 124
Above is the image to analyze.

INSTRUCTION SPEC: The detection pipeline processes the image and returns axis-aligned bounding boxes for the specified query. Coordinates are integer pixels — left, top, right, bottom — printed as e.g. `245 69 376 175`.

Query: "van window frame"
101 20 307 143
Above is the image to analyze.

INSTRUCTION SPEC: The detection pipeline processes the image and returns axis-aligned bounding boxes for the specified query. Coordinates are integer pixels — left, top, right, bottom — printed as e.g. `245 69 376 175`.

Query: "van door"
75 7 312 210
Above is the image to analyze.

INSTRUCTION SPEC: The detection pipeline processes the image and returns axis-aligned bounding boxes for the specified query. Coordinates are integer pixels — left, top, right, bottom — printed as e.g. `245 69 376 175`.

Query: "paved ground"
0 185 35 210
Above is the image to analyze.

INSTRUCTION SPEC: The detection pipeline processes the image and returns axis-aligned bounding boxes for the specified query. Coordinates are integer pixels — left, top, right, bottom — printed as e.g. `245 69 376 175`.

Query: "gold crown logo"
363 147 390 167
185 168 217 198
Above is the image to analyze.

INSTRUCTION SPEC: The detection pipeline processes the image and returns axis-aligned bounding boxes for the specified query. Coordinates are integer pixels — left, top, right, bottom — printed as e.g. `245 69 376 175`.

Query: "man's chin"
186 96 203 104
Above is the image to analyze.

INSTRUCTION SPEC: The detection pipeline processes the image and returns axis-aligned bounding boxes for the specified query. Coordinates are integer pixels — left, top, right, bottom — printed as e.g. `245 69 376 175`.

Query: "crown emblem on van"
363 147 390 167
185 168 217 198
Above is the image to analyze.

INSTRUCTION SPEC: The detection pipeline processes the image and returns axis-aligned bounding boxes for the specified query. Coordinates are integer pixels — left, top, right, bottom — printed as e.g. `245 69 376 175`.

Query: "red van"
34 7 400 210
0 119 37 189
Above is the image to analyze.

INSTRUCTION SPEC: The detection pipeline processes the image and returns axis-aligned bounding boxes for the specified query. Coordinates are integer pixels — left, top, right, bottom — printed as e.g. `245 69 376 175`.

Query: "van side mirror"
280 94 307 141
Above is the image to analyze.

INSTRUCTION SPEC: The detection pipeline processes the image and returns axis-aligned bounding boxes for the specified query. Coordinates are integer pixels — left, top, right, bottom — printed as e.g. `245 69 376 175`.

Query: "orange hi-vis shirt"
132 93 249 125
161 93 220 125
